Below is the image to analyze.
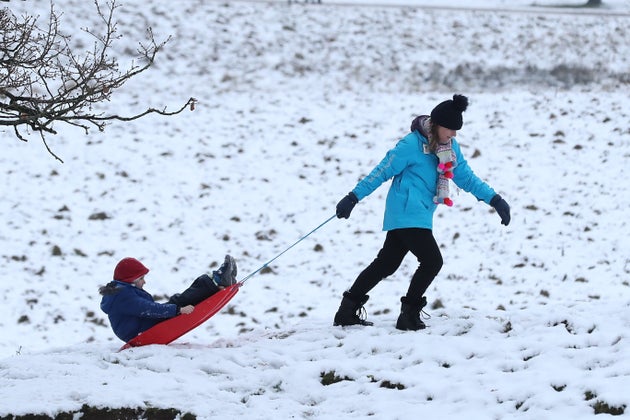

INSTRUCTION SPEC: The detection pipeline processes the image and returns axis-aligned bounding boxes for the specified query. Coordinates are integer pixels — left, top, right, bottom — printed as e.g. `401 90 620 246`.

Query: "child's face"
133 276 146 289
436 125 457 144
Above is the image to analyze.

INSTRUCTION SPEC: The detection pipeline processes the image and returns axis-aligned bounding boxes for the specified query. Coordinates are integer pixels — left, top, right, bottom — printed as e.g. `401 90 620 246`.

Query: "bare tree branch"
0 1 196 162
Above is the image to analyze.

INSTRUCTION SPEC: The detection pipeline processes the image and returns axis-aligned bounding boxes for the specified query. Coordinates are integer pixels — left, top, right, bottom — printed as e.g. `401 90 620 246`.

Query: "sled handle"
239 214 336 285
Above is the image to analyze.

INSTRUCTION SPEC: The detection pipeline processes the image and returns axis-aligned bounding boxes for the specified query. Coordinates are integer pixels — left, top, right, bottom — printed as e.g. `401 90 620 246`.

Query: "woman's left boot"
333 291 374 327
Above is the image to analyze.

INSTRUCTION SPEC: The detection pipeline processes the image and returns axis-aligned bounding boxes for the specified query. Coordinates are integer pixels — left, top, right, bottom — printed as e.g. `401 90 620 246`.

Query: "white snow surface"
1 0 630 418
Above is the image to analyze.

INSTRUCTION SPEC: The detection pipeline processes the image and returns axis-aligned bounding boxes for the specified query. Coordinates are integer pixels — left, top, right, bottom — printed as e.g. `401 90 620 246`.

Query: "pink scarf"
433 140 455 207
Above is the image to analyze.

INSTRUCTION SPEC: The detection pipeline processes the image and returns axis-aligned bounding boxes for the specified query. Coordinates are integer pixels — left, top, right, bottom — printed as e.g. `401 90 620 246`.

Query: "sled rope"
239 214 336 285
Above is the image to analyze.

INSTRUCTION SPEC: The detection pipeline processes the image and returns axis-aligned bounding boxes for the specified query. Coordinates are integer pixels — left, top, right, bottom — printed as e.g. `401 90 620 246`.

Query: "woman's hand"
336 192 358 219
490 194 511 226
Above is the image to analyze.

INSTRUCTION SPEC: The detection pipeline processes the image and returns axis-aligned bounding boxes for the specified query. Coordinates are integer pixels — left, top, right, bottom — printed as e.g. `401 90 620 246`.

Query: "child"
100 255 237 342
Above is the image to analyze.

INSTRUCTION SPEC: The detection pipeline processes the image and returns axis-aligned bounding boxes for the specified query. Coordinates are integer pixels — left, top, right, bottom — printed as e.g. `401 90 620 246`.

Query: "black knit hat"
430 94 469 130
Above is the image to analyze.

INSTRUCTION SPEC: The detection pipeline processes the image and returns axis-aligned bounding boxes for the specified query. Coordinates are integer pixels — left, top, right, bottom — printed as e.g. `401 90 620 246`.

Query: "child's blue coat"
100 281 178 342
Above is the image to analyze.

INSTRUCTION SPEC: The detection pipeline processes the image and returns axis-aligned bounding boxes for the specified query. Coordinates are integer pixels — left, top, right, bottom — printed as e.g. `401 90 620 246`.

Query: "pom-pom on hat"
113 257 149 283
430 94 469 130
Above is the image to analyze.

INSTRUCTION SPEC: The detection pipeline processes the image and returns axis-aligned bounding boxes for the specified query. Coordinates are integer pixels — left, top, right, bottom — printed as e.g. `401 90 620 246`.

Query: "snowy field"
1 0 630 418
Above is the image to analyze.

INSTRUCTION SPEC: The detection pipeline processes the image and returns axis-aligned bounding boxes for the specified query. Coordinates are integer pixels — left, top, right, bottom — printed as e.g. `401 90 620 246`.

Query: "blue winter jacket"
100 281 178 342
352 129 496 231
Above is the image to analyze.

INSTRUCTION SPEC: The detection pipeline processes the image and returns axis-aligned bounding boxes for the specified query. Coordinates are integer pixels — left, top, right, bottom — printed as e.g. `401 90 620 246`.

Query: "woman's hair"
410 115 441 153
428 120 440 152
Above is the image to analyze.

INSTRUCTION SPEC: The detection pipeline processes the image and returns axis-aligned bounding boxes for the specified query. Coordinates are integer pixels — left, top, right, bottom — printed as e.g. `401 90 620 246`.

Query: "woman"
99 255 237 342
333 94 510 331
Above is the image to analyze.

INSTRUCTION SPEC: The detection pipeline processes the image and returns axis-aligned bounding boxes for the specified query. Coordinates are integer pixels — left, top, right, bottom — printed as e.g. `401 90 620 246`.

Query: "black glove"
336 192 358 219
490 194 511 226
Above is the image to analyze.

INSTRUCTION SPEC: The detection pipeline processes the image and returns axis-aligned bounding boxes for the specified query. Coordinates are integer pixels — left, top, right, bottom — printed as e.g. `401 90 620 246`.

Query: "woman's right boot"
395 296 428 331
333 291 374 326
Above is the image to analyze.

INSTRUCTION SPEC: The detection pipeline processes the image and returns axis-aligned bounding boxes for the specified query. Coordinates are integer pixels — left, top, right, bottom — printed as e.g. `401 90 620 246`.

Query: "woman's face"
436 125 457 144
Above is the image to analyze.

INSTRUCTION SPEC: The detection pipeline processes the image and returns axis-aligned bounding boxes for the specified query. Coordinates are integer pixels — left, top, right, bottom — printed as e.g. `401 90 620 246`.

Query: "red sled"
119 283 241 351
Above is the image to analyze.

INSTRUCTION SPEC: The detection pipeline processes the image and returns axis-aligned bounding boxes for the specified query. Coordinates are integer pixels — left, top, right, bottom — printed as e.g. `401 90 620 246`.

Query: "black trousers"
348 228 443 301
168 274 220 307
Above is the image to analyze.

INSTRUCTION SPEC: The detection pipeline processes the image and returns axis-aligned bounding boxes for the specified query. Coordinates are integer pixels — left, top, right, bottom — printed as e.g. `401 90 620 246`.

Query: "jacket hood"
410 115 430 138
100 281 131 314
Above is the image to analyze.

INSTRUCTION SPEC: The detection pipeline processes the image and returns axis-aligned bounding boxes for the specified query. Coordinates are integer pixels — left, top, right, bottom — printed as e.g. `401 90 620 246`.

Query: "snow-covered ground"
1 0 629 418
